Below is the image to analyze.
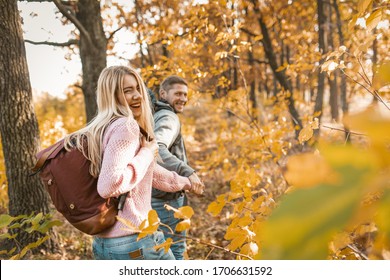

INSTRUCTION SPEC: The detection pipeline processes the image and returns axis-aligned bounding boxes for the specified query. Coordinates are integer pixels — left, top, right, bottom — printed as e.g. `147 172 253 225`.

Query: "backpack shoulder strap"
31 140 63 174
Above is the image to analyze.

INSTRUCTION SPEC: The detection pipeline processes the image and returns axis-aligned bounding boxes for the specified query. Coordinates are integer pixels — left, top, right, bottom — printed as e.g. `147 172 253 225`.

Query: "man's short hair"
159 75 188 94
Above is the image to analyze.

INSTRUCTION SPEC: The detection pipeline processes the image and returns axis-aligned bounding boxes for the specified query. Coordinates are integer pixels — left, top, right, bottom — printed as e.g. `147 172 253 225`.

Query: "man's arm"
154 111 195 177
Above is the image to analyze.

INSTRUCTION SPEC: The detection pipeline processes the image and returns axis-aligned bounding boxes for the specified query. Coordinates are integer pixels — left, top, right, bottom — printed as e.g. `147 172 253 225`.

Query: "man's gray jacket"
152 100 195 199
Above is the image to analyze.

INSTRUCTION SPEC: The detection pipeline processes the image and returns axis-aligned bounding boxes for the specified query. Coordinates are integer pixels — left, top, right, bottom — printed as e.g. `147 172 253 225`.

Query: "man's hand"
188 173 205 195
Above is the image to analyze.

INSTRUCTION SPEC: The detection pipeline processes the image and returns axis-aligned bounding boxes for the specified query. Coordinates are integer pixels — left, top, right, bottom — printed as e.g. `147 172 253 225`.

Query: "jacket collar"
155 99 175 113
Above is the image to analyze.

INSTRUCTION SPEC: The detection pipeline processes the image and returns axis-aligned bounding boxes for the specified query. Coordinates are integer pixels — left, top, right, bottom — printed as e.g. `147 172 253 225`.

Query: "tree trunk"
0 0 59 255
76 0 107 122
248 47 258 110
328 74 339 120
371 28 378 104
332 0 348 115
327 2 339 121
252 2 302 131
314 0 327 121
134 0 145 68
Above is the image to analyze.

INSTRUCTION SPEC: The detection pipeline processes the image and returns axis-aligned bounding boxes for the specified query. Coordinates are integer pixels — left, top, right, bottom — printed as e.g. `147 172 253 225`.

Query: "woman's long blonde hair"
64 65 155 177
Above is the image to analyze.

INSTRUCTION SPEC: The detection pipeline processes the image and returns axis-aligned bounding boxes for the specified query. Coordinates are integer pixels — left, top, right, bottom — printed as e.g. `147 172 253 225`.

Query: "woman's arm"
97 118 154 198
152 163 192 193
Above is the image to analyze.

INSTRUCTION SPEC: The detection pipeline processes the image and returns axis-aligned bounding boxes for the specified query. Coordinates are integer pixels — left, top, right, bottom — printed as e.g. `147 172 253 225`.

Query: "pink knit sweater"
96 117 191 237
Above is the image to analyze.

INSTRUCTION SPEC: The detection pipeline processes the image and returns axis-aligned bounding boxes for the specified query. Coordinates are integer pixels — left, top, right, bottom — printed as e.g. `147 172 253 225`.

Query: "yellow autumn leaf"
136 210 161 241
251 196 265 212
331 232 352 251
154 237 173 254
366 9 382 31
321 60 339 75
227 233 248 251
175 219 191 232
276 64 288 72
138 219 148 231
164 205 194 220
357 0 372 14
312 118 319 129
137 223 159 241
148 209 160 226
240 242 259 256
225 226 244 240
298 125 313 144
348 14 359 31
174 206 194 220
207 194 226 216
236 216 252 227
373 62 390 90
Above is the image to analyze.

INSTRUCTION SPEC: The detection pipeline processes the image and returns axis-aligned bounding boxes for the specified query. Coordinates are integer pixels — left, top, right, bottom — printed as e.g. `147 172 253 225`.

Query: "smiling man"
151 75 204 260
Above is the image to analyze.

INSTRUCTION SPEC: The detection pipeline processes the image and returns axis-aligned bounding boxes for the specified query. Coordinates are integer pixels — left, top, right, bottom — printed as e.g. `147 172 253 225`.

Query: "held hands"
188 172 205 195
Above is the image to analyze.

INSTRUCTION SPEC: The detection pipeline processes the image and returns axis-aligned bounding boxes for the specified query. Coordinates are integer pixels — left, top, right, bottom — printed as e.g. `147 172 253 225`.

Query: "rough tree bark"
0 0 59 255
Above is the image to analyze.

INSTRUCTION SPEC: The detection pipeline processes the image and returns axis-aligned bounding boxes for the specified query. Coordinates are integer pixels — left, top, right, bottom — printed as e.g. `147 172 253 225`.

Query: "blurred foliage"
33 86 86 148
0 212 62 259
262 105 390 259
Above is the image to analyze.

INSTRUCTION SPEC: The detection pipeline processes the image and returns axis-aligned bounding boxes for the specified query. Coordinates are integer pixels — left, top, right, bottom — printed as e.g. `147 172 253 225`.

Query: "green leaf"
30 212 43 226
36 219 63 234
10 235 49 260
261 165 370 259
0 215 15 228
8 222 22 230
0 233 17 240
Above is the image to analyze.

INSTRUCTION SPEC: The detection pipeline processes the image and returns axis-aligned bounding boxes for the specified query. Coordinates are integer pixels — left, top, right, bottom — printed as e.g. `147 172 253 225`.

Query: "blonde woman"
64 66 198 260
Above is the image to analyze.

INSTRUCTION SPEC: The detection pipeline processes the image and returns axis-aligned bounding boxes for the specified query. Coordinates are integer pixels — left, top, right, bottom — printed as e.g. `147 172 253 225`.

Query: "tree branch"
24 39 78 47
52 0 94 48
240 27 261 38
321 124 366 136
107 26 124 41
160 230 254 260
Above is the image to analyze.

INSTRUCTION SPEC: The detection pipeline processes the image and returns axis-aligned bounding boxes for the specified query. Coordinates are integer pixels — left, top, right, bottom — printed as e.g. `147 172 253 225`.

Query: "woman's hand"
141 137 159 158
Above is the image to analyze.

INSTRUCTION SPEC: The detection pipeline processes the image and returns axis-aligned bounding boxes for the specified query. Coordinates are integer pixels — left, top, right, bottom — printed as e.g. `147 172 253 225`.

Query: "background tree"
24 0 108 122
0 0 59 255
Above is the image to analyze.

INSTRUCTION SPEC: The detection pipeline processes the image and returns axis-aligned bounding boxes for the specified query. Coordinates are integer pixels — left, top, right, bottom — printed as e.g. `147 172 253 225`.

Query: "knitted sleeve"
97 118 154 198
152 163 191 193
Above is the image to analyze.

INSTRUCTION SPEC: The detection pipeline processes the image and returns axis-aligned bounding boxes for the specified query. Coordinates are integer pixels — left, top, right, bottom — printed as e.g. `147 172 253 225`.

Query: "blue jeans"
151 194 187 260
92 231 175 260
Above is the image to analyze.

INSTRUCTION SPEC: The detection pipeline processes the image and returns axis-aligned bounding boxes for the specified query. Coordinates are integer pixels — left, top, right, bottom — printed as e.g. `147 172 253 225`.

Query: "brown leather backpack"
32 140 119 235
